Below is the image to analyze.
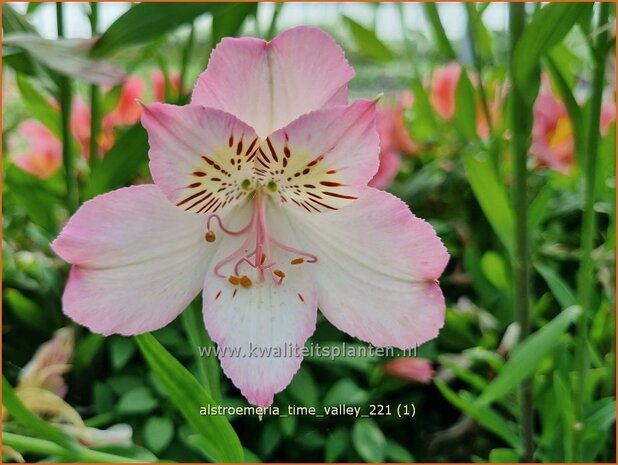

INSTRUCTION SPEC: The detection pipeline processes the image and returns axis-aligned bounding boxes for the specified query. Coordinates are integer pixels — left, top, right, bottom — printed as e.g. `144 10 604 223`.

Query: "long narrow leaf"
134 333 243 463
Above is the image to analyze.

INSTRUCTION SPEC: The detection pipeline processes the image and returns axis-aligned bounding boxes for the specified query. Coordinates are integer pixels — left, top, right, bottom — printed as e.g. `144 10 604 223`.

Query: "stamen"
207 214 252 236
291 258 304 265
239 275 252 288
273 269 285 278
228 275 240 285
270 237 318 264
205 230 216 242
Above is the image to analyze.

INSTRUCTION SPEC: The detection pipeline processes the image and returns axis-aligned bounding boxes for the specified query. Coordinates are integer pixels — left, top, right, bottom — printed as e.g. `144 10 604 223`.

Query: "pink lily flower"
152 69 182 102
9 120 62 179
601 100 616 136
70 97 116 160
52 27 449 407
369 109 401 189
105 75 144 126
531 88 574 175
430 62 461 120
384 357 434 384
391 91 419 155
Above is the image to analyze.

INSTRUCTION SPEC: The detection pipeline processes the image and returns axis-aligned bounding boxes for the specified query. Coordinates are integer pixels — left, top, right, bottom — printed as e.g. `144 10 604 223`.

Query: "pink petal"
109 75 144 126
368 148 400 190
192 26 354 137
141 103 259 214
256 100 379 212
285 187 449 349
430 62 460 120
384 357 434 384
202 203 318 407
9 119 62 179
52 185 214 336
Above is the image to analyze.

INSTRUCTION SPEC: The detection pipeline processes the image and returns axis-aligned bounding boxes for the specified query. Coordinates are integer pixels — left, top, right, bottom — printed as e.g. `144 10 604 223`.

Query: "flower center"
203 188 316 288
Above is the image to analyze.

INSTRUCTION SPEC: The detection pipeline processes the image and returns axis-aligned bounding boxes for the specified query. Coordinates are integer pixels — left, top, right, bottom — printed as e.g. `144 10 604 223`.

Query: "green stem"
266 3 284 40
574 2 610 460
179 22 196 99
2 432 143 463
56 3 78 212
465 3 493 137
422 3 457 60
509 3 534 461
181 304 222 403
88 2 100 172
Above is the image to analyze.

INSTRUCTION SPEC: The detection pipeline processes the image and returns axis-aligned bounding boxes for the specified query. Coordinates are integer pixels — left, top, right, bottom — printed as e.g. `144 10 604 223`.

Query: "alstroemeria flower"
71 98 116 160
9 120 62 179
384 357 434 384
531 88 574 175
105 75 144 126
369 108 401 189
430 62 461 120
52 27 449 407
152 69 182 102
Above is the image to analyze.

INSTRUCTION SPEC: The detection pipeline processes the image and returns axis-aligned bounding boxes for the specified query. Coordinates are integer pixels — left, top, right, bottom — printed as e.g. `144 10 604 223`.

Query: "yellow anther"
291 258 304 265
273 269 286 279
228 275 240 285
205 230 216 243
239 275 252 288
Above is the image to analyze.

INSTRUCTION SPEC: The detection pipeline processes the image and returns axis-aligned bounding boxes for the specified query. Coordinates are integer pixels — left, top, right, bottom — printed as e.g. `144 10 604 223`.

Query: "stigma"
204 188 317 289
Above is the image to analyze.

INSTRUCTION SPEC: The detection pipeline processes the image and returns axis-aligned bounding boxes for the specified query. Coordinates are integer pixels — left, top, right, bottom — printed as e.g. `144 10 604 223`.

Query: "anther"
291 258 304 265
205 230 216 242
260 253 266 265
228 275 240 285
239 275 252 288
273 269 285 279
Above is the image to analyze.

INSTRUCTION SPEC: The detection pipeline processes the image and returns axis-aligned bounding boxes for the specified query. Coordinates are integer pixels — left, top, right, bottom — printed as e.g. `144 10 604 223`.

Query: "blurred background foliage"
2 2 616 463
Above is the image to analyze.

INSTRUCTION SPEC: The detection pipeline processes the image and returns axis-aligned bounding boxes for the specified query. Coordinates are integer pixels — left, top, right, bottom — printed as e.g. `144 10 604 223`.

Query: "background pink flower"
391 90 419 155
9 120 62 179
105 75 144 126
531 89 574 175
430 62 461 120
70 98 116 160
601 100 616 136
384 357 434 384
369 109 401 189
152 70 182 102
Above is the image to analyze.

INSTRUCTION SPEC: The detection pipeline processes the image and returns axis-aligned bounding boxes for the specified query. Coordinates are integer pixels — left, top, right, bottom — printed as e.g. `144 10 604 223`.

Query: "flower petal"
202 201 318 407
192 26 354 137
52 185 214 335
285 187 449 348
256 101 379 212
141 103 260 214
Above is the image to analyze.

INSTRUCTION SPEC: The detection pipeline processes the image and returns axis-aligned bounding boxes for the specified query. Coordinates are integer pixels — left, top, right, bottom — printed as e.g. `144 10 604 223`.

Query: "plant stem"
88 2 101 172
266 3 284 40
179 22 196 99
423 3 457 60
574 2 610 460
508 3 534 461
2 432 143 463
56 3 78 212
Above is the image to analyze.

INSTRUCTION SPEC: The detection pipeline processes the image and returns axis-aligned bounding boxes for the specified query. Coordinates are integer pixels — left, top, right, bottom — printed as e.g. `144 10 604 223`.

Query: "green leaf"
513 3 592 92
110 337 136 371
15 74 61 137
116 387 158 415
73 334 105 370
454 68 478 140
534 263 576 308
466 4 493 61
324 428 348 463
478 306 581 405
480 251 509 291
92 3 226 57
323 379 368 407
2 377 75 449
3 4 37 34
135 333 243 462
342 16 394 61
4 33 126 85
462 149 514 254
4 288 50 332
407 78 439 142
488 448 521 463
434 379 520 448
385 439 414 462
85 124 149 199
143 416 174 454
288 366 319 406
422 3 457 59
211 3 257 47
352 418 386 462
